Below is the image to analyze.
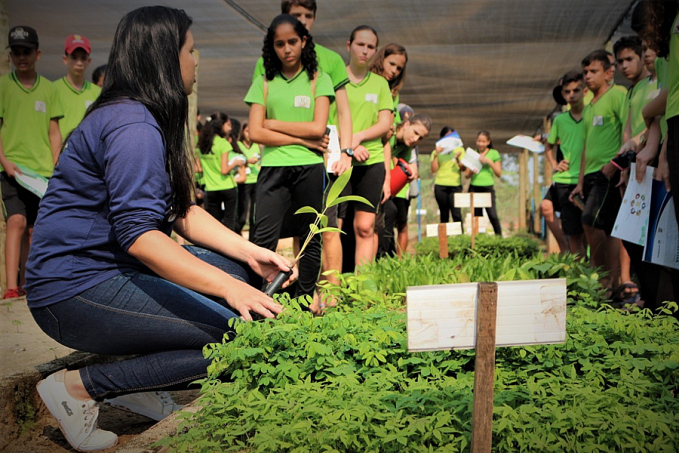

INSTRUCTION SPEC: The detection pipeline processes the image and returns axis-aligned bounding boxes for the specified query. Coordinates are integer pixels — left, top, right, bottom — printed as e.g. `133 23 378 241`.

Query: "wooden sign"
407 278 567 453
454 192 492 208
406 278 567 352
426 222 462 237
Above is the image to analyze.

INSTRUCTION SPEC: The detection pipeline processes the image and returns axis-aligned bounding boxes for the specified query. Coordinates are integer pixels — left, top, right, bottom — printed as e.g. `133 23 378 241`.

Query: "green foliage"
414 233 540 260
158 254 679 453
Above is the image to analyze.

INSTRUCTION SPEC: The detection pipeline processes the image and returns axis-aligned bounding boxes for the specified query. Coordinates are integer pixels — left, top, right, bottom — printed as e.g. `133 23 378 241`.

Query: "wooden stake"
518 150 528 231
438 223 448 259
471 193 476 249
471 282 498 453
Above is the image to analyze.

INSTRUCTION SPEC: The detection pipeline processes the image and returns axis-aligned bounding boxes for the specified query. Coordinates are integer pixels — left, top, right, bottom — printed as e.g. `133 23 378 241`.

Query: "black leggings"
252 164 325 298
236 183 256 235
468 185 502 235
206 188 238 231
434 184 462 224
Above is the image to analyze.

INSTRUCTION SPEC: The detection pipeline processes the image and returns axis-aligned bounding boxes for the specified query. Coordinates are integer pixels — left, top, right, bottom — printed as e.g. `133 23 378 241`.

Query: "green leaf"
328 195 374 208
326 167 353 207
294 206 320 216
317 227 343 234
319 214 328 228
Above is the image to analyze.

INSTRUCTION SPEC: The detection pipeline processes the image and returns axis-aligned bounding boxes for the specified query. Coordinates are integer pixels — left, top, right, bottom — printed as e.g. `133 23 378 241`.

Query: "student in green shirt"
570 50 627 293
615 36 651 144
235 123 261 236
55 34 101 139
370 44 410 258
431 126 465 224
245 14 333 299
379 113 430 258
545 71 587 257
197 112 245 231
462 130 502 235
0 25 63 299
343 25 393 267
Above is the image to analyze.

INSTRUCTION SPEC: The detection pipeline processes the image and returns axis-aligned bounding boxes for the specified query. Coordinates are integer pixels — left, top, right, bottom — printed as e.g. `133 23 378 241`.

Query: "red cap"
65 34 91 54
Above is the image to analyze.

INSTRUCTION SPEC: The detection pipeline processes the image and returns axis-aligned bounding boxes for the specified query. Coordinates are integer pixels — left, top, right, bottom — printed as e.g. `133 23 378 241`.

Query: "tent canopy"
10 0 634 152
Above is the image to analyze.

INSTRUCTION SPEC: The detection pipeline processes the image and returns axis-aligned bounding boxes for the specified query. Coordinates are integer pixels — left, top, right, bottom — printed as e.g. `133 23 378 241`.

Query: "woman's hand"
635 143 659 183
246 246 297 285
381 176 391 204
353 145 370 162
302 135 330 154
1 160 21 178
223 278 284 321
479 155 490 165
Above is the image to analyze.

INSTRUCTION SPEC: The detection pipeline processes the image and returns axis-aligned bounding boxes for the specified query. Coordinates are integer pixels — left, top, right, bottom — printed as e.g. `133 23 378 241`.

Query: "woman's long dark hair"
83 6 194 217
229 118 243 154
198 112 228 155
262 14 317 81
643 0 679 58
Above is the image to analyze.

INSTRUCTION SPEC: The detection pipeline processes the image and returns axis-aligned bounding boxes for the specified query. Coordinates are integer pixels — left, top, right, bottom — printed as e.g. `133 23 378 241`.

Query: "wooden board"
426 222 462 237
406 279 567 352
454 192 492 208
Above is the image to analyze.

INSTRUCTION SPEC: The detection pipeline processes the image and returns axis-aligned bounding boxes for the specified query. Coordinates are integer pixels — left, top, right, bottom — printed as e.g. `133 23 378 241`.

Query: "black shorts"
1 172 41 224
324 173 344 228
553 182 583 235
345 163 385 215
582 171 621 235
543 183 560 212
393 197 410 229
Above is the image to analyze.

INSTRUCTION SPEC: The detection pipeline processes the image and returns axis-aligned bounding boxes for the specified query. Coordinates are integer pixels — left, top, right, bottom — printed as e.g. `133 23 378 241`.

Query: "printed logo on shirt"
294 96 311 109
34 100 47 113
592 115 604 126
85 100 93 108
365 94 378 104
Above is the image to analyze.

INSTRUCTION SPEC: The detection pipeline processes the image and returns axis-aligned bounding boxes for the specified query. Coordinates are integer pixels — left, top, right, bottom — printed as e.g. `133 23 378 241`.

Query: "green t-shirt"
238 140 260 184
470 148 501 187
547 111 584 185
199 136 237 191
0 72 63 177
346 72 393 166
666 12 679 120
54 77 101 139
656 56 670 140
253 44 349 126
244 70 334 167
432 146 464 187
582 87 626 175
625 76 658 138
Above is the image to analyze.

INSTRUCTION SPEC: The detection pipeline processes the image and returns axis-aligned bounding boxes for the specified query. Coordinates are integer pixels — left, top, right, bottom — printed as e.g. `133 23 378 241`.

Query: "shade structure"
9 0 634 152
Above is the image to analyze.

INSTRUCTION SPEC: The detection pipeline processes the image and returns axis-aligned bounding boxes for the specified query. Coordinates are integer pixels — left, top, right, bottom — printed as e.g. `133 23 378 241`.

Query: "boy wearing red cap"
0 25 63 299
55 34 101 139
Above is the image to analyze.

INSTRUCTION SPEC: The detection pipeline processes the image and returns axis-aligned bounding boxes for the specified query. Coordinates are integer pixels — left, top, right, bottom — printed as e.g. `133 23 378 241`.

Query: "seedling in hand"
264 167 373 296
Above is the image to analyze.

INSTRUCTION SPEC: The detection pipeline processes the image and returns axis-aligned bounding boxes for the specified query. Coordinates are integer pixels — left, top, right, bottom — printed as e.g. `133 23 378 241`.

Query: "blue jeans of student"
30 246 246 400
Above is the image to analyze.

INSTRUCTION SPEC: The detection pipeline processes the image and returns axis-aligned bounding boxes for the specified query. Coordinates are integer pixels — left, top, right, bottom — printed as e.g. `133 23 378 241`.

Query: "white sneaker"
106 391 183 421
36 370 118 452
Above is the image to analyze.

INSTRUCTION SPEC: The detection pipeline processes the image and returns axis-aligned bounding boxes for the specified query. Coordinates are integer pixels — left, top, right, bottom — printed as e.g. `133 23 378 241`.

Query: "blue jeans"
30 246 247 400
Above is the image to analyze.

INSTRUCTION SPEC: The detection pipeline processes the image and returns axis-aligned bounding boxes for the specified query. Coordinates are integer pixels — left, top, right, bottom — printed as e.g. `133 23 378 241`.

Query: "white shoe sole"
37 379 118 452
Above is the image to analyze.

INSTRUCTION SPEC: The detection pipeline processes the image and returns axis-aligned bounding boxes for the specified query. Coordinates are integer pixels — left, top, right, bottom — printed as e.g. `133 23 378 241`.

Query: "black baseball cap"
7 26 39 49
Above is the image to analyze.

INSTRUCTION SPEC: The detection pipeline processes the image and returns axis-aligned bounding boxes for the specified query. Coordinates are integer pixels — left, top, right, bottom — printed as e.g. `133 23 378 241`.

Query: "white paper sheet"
506 134 544 153
643 181 679 270
436 132 463 155
15 165 48 198
460 147 481 173
324 125 341 173
612 165 654 245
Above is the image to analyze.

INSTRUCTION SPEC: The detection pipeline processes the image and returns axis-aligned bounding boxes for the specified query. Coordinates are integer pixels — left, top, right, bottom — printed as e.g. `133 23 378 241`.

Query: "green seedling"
264 167 372 296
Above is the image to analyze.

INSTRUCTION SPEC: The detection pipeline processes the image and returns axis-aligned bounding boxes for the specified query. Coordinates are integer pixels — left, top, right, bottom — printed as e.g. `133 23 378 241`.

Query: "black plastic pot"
263 269 293 297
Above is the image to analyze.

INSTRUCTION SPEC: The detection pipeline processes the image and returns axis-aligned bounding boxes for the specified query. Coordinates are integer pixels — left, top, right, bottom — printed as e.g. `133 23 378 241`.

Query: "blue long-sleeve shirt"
25 100 174 308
